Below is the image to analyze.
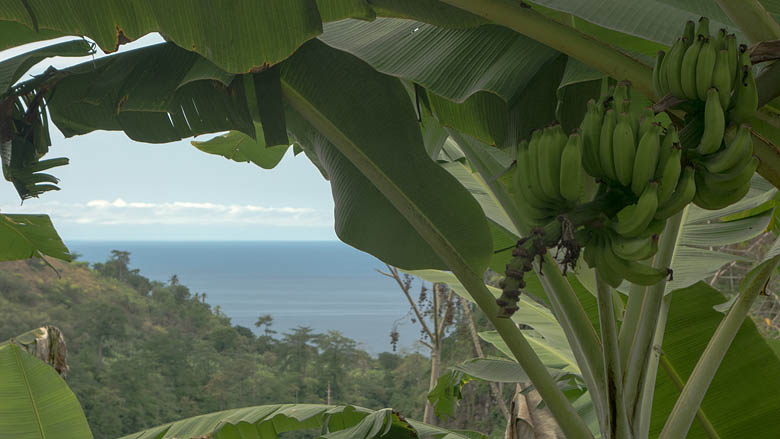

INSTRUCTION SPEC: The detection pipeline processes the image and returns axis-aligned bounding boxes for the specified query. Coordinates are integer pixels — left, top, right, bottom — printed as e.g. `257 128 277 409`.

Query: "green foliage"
0 254 508 438
0 214 71 263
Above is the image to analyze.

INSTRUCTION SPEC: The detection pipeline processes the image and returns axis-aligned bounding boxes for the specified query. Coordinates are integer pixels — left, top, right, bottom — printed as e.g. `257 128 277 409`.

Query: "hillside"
0 254 504 438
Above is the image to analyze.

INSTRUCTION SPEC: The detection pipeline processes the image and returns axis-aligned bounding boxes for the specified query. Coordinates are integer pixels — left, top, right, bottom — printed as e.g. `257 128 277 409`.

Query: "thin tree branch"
433 283 441 345
437 289 455 337
385 264 435 342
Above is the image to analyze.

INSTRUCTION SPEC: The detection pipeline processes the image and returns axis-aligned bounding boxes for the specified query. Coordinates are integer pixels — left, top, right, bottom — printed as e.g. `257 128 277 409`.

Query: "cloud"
1 198 332 227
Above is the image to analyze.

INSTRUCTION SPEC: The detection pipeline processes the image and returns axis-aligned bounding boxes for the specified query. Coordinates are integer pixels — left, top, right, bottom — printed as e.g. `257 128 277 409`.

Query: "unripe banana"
654 50 667 97
697 16 710 38
640 218 669 239
559 132 584 202
527 129 548 203
610 232 659 261
713 28 727 49
613 112 636 187
683 20 696 48
631 124 661 196
581 99 605 179
693 159 756 210
695 38 716 100
656 125 679 178
592 237 625 288
697 155 759 189
666 37 687 99
513 142 545 217
599 76 612 106
657 145 682 204
712 50 732 109
613 81 630 105
681 35 704 99
696 88 725 155
655 166 696 219
701 123 753 173
514 140 551 212
614 182 659 238
638 107 655 139
726 34 738 86
729 64 758 123
599 109 618 182
538 126 563 201
602 241 670 286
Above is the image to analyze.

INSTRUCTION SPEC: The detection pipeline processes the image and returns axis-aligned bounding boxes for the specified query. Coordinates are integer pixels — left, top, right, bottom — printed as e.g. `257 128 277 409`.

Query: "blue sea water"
68 241 424 354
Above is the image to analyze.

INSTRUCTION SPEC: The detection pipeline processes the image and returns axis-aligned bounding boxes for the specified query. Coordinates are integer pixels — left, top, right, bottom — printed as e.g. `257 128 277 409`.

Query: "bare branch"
385 264 435 342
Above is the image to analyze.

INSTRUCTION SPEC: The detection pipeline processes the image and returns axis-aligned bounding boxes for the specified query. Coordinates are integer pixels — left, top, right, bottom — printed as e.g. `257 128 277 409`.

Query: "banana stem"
438 0 655 98
538 257 608 435
714 0 780 43
460 270 596 439
632 292 672 439
659 254 780 439
618 283 647 371
595 274 631 439
621 211 684 429
447 129 596 438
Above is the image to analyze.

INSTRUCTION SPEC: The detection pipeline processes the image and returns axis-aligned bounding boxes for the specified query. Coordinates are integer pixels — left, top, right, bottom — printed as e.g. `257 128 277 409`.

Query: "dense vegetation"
0 252 505 438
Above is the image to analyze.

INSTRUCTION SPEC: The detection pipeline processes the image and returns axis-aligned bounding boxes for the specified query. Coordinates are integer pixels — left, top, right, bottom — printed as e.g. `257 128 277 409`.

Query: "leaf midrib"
12 345 47 439
280 82 476 276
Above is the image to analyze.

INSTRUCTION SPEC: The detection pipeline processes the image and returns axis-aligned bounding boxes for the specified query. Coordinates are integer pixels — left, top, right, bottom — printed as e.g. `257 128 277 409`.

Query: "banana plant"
2 1 780 439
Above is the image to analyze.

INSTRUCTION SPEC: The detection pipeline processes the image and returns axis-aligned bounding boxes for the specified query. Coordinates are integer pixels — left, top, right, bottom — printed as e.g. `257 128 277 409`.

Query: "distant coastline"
68 240 423 353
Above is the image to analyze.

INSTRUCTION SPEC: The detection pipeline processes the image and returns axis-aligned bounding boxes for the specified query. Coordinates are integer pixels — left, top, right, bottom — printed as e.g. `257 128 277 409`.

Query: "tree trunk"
505 382 565 439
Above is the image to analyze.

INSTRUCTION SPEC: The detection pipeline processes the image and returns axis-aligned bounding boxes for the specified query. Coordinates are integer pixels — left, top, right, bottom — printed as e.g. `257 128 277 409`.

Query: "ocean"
69 241 424 354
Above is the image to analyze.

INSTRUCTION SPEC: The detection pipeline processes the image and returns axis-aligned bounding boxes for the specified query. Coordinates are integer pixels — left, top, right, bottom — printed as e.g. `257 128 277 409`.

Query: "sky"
0 35 338 241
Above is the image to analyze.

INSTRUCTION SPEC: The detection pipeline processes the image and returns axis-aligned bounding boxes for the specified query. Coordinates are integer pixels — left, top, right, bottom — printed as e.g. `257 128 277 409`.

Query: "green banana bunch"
512 127 587 225
692 123 756 210
653 17 743 106
583 231 669 288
